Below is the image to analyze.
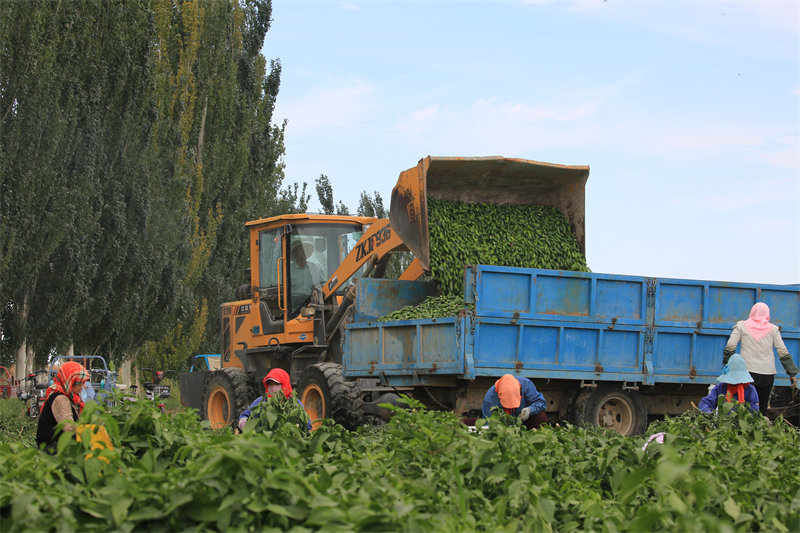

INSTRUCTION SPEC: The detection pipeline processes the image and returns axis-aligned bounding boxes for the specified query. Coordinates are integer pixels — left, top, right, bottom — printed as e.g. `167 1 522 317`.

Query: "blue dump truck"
343 266 799 435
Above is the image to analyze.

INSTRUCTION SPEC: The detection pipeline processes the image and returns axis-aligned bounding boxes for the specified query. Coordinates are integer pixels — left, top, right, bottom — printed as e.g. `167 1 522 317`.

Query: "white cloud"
743 2 800 33
640 129 762 152
390 94 789 161
274 80 377 133
705 191 799 212
566 0 610 13
336 2 362 12
392 97 605 154
752 135 800 169
552 1 797 58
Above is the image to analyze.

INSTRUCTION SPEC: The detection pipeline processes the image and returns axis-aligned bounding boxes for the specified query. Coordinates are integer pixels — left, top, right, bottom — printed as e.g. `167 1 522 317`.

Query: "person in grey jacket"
724 302 798 415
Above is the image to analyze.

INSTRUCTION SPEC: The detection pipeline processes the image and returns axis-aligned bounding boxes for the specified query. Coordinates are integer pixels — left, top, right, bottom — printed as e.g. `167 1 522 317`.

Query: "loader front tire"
202 368 257 430
298 363 363 430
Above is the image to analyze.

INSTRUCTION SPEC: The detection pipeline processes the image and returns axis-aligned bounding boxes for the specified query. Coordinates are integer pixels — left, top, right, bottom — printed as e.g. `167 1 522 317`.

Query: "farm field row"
1 397 798 531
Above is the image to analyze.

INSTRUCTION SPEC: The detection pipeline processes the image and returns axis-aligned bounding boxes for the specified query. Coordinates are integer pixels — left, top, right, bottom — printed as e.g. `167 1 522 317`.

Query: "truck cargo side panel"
472 319 643 378
472 268 648 327
343 270 799 389
352 278 438 323
345 318 463 378
652 276 799 385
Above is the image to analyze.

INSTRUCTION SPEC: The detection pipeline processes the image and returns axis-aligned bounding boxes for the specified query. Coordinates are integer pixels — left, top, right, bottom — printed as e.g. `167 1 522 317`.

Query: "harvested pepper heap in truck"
379 197 589 320
428 198 589 296
378 294 472 322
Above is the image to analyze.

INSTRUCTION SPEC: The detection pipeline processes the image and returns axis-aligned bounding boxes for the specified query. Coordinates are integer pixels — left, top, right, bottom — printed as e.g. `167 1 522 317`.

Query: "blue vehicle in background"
189 354 221 372
343 266 799 435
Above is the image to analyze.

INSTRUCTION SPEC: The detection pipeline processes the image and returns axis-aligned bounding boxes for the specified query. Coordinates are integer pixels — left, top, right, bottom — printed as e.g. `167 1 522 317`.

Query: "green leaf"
185 501 221 522
667 491 687 514
111 498 133 526
617 468 650 504
771 517 790 532
723 498 741 520
127 506 167 522
164 491 193 515
265 503 310 520
627 508 663 531
82 456 104 486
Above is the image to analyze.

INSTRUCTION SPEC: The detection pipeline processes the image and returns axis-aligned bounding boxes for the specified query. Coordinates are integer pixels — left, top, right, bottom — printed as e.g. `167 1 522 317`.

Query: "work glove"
722 347 735 364
238 417 248 431
519 407 532 421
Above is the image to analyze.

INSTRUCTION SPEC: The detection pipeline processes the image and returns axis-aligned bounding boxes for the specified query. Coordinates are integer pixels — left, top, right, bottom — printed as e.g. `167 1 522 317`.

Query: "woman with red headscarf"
724 302 797 415
36 361 89 451
237 368 311 431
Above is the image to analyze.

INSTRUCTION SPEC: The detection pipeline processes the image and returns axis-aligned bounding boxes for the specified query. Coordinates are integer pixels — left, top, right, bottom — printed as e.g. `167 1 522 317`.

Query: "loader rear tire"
573 385 647 436
202 368 257 430
298 363 363 430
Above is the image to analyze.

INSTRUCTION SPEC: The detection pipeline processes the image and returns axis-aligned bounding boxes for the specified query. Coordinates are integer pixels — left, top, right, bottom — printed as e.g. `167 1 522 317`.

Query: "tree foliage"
315 174 335 215
357 190 387 218
0 0 286 370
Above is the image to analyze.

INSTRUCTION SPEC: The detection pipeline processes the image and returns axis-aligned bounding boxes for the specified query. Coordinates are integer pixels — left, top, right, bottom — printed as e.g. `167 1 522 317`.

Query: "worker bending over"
482 374 547 429
698 354 760 415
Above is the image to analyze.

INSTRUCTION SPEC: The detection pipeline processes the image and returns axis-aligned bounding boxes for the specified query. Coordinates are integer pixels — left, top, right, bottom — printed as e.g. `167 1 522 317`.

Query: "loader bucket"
389 156 589 272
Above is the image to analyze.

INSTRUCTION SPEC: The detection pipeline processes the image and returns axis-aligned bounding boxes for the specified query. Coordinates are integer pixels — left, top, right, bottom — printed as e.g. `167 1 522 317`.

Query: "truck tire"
202 368 257 430
573 385 647 436
298 363 364 430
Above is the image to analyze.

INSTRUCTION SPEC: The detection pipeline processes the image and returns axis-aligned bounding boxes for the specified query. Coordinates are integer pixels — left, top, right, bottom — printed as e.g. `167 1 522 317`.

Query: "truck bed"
343 266 799 388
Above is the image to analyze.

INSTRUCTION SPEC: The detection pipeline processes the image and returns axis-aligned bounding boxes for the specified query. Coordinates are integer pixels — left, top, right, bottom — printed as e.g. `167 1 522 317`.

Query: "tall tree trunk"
14 341 27 380
120 358 132 387
14 289 32 379
25 344 34 374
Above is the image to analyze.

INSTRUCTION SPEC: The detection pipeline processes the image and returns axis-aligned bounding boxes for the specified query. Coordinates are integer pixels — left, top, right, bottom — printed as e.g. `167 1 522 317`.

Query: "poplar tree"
0 0 287 370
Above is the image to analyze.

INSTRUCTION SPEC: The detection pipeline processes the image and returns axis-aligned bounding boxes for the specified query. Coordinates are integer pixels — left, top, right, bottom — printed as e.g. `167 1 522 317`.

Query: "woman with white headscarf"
724 302 797 415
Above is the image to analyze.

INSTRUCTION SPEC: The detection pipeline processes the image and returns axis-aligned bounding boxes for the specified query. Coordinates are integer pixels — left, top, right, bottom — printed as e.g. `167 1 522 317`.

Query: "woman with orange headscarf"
724 302 797 415
481 374 548 429
36 361 89 451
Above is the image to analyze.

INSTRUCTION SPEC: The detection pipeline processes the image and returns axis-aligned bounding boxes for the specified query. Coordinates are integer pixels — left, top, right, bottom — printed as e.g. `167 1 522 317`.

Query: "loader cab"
250 215 378 334
221 214 377 369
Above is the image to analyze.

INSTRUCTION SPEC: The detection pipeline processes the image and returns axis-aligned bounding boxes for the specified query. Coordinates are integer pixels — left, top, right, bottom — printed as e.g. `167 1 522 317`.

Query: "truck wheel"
573 385 647 436
202 368 256 430
298 363 364 430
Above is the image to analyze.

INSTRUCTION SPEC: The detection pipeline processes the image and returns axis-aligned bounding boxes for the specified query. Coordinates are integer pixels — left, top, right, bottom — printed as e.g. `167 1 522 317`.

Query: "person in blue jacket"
698 354 760 415
482 374 548 429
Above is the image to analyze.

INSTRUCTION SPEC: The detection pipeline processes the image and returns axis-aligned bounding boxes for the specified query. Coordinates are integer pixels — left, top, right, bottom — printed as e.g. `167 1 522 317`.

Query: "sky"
264 0 799 285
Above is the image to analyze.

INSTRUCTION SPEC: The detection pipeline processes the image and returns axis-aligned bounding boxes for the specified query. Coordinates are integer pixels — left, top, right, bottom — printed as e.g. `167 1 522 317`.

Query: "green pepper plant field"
1 396 798 532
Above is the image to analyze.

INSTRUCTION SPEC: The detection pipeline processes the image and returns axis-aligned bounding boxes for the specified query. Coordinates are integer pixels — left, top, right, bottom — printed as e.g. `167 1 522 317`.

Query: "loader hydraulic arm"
320 218 406 300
